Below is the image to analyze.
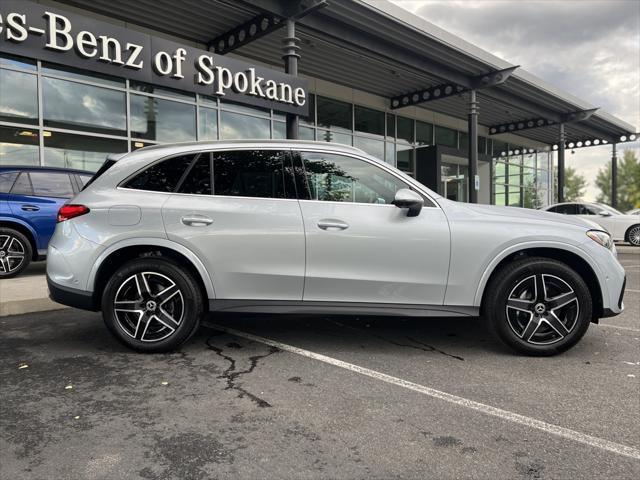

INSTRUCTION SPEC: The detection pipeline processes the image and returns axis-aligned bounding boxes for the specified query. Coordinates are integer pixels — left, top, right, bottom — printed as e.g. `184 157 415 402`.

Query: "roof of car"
131 139 366 156
0 165 93 175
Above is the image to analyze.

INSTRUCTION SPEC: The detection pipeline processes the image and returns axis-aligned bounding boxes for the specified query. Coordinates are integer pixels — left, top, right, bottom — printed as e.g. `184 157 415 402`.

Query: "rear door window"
29 172 74 198
178 154 212 195
0 172 18 193
124 154 197 192
212 150 295 199
10 172 34 196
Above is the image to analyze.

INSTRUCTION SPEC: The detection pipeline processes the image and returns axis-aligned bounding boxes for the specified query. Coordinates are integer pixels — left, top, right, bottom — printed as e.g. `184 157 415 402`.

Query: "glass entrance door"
441 155 468 202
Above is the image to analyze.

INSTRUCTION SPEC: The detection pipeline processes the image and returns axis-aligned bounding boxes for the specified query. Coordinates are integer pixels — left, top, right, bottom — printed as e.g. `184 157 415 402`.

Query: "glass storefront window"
131 94 196 142
434 126 457 148
198 107 218 141
299 126 315 140
220 100 270 117
508 188 522 207
273 121 286 139
385 142 395 165
386 114 395 139
0 126 39 166
354 136 384 159
220 110 270 140
317 129 352 145
492 140 507 158
523 151 536 168
354 106 385 137
0 54 36 71
44 131 127 171
459 131 468 151
130 81 194 101
0 69 38 125
416 121 433 146
396 144 414 173
397 116 414 143
42 63 124 88
43 77 126 135
317 96 352 131
300 94 315 126
199 95 218 108
479 136 487 155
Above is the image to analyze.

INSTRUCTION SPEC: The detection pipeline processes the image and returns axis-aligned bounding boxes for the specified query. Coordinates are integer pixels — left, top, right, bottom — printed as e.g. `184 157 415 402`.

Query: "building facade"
0 0 635 208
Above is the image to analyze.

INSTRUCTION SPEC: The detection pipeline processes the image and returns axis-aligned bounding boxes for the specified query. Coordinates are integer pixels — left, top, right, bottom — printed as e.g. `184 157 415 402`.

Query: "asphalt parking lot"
1 251 638 480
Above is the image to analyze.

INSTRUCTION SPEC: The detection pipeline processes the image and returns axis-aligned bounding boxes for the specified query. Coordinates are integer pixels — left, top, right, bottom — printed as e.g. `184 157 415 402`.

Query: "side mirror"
598 210 612 217
394 189 424 217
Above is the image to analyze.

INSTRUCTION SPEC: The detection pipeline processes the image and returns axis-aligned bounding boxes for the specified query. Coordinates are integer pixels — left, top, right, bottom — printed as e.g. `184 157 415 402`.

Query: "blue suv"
0 166 92 278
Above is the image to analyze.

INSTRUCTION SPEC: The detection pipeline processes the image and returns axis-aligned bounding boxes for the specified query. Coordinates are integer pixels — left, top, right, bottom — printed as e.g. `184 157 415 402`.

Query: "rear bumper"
47 276 97 311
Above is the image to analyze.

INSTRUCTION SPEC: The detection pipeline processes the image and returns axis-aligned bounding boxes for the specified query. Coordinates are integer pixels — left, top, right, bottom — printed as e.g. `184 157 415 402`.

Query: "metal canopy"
54 0 636 147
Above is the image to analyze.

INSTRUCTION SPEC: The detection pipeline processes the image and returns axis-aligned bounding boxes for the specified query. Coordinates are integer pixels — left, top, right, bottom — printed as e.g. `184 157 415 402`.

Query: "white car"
46 141 626 355
627 208 640 216
543 202 640 246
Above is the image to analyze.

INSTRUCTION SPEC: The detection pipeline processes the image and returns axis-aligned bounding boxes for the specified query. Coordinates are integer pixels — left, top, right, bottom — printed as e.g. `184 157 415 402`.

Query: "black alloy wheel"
0 228 32 279
485 257 592 356
102 257 203 352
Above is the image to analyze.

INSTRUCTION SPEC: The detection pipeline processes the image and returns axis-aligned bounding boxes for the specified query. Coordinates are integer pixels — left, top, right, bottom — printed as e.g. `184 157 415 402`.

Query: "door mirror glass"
394 188 424 217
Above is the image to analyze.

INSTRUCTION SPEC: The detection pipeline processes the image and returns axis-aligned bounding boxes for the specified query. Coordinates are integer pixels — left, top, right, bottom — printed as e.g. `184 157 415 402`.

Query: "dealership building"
0 0 637 207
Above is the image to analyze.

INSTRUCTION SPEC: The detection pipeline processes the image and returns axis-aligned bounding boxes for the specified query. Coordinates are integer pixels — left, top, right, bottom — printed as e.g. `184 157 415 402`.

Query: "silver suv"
47 140 625 355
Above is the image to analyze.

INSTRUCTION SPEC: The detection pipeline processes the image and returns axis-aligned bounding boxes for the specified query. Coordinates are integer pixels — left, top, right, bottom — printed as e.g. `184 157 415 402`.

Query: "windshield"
595 203 623 215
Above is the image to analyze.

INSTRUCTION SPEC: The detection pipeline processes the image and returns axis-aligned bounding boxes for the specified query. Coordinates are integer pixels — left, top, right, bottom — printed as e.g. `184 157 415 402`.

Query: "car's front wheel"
0 227 32 279
625 224 640 246
485 257 592 356
102 257 203 352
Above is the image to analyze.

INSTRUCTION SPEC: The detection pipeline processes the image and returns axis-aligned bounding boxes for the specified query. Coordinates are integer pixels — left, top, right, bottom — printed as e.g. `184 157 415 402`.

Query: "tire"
485 257 592 356
0 227 32 279
101 257 204 353
625 224 640 247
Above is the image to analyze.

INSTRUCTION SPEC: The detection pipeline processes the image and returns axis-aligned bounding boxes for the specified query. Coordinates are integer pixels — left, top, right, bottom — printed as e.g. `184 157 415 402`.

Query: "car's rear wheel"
0 228 32 279
625 224 640 246
102 257 203 352
485 257 592 356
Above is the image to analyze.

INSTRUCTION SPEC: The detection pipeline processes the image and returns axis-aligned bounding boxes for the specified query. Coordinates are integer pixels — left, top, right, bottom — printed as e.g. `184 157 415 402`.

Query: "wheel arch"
89 238 215 310
476 243 604 321
0 218 38 260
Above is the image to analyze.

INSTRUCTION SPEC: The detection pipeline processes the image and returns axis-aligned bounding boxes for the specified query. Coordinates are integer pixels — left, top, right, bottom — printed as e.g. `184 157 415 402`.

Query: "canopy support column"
612 143 618 209
283 19 299 139
468 89 479 203
557 123 566 203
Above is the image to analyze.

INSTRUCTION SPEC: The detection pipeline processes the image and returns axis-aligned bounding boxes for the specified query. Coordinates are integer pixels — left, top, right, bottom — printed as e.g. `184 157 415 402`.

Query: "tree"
595 149 640 211
553 166 587 202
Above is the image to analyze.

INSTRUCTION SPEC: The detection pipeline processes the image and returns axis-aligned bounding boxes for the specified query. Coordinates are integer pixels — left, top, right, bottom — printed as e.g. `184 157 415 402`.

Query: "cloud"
391 0 640 201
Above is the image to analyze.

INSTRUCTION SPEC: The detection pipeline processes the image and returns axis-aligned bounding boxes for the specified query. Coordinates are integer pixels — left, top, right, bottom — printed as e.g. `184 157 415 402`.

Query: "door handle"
21 205 40 212
317 220 349 231
181 215 213 227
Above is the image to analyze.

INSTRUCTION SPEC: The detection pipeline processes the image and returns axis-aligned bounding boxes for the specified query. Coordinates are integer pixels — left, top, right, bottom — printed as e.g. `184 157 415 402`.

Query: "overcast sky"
391 0 640 201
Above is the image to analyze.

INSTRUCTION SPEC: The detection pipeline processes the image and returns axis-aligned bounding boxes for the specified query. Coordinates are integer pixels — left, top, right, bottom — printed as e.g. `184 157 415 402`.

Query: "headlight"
587 230 614 250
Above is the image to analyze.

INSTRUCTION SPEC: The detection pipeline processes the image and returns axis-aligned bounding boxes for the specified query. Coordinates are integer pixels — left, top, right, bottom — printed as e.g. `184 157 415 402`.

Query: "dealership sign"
0 0 308 114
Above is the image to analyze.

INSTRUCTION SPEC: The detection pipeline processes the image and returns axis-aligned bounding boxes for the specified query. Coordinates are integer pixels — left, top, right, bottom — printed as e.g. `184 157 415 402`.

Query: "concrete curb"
0 297 68 317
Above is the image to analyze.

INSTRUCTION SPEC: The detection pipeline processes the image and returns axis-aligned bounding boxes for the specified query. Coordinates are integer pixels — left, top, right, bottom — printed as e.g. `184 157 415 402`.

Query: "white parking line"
598 324 640 333
209 323 640 461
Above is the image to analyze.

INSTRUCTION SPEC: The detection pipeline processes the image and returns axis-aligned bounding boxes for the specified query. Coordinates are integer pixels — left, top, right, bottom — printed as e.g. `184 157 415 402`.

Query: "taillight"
57 204 90 223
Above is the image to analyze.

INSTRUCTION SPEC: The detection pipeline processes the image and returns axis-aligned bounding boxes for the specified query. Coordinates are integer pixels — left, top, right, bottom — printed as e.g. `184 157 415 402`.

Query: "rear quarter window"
0 172 18 193
29 172 74 198
124 154 197 192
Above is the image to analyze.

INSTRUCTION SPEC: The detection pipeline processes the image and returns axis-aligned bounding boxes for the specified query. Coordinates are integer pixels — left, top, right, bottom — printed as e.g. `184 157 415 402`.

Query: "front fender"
472 240 604 307
87 237 216 299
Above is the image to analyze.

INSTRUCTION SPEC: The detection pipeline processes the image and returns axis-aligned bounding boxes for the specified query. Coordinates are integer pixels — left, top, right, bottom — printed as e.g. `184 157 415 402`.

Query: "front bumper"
47 276 97 311
602 275 626 318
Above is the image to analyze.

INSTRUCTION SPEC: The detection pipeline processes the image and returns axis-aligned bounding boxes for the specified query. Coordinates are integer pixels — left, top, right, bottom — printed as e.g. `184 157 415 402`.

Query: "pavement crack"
404 336 465 361
205 333 279 408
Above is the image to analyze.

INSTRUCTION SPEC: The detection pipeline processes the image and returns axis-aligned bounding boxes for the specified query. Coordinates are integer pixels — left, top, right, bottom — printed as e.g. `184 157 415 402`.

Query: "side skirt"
208 300 479 317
